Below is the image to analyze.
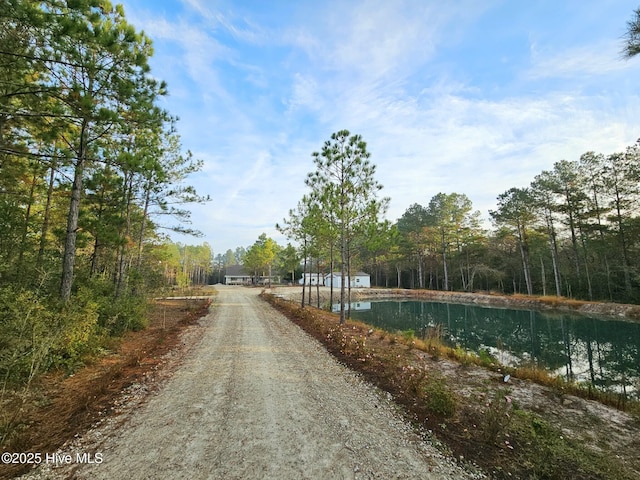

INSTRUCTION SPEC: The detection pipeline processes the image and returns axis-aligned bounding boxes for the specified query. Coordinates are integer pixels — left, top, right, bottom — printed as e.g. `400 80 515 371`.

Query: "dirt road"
22 285 479 479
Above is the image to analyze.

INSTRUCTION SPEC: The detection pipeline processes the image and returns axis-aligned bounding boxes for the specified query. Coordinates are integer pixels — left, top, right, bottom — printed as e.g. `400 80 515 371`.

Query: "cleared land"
19 285 477 479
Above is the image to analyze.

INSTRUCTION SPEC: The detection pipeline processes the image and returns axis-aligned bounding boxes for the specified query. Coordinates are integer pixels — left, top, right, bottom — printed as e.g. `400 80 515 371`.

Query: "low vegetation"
0 296 210 479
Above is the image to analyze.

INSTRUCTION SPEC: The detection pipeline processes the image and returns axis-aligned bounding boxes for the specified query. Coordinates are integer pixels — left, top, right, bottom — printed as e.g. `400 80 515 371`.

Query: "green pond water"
340 300 640 399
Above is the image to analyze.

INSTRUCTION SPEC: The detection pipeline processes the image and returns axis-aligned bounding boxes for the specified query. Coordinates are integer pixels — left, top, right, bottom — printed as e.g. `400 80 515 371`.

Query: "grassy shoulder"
0 295 211 479
263 292 640 480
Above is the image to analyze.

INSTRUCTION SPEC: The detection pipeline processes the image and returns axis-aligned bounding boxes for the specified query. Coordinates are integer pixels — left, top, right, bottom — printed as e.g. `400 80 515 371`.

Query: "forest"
373 146 640 303
386 146 640 303
0 1 209 391
271 132 640 309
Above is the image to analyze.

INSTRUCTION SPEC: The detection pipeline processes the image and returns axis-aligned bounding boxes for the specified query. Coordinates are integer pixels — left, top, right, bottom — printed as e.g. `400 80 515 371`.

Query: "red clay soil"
0 298 210 479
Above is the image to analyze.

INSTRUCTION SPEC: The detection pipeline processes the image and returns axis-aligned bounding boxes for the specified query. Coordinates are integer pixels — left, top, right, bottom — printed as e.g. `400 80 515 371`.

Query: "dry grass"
528 294 589 309
627 306 640 321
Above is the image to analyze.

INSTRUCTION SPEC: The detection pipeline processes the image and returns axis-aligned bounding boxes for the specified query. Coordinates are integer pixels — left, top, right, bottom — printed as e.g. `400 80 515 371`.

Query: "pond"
341 300 640 399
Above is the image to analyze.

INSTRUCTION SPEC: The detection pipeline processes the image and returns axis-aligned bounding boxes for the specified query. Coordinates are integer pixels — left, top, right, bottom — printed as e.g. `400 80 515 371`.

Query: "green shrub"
0 287 55 388
77 279 148 336
480 389 513 443
48 294 102 372
402 329 415 341
477 348 496 366
96 294 148 335
423 375 457 417
0 286 104 387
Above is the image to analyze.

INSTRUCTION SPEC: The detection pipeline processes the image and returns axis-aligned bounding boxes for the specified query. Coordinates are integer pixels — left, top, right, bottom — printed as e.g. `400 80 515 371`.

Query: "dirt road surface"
21 285 480 479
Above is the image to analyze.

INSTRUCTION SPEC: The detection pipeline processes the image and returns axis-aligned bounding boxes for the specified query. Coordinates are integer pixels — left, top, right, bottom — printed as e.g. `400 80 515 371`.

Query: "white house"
224 265 252 285
324 272 371 289
331 301 371 312
225 264 280 286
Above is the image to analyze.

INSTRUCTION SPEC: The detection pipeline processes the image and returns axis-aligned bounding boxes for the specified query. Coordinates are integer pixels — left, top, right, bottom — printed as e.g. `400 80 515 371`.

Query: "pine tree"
305 130 388 323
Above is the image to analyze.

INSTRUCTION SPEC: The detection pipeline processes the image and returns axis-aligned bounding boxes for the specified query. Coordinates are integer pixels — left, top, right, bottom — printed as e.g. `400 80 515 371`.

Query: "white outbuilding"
298 272 325 286
324 272 371 289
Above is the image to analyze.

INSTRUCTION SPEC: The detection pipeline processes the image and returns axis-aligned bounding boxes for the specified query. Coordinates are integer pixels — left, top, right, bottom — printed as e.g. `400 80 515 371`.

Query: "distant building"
224 265 252 285
298 272 325 286
324 272 371 289
224 265 280 286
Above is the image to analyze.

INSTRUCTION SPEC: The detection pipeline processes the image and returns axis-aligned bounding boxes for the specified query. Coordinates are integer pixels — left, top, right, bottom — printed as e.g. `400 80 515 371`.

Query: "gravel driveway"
21 285 480 479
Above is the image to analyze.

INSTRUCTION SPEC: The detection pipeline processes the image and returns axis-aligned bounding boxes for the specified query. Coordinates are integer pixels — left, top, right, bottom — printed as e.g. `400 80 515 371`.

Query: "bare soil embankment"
276 285 640 320
366 288 640 320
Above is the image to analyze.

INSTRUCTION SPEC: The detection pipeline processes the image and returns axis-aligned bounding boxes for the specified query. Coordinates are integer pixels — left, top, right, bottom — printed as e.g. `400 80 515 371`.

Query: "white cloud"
527 40 633 79
120 0 640 252
286 73 322 112
316 81 640 224
289 1 489 82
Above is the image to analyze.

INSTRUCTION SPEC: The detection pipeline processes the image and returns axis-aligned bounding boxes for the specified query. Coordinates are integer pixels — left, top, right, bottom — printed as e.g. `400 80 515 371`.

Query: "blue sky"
119 0 640 255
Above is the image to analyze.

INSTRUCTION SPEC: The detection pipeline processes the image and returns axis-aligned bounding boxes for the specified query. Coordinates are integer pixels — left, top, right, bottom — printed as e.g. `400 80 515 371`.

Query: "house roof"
326 271 369 277
225 264 249 276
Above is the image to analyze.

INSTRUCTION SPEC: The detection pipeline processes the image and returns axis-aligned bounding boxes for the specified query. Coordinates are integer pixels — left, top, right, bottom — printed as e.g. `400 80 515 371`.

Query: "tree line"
0 1 206 390
379 145 640 303
267 133 640 314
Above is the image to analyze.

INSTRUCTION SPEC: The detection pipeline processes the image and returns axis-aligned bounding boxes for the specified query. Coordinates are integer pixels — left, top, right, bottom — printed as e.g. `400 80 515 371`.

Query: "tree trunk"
60 120 89 302
301 238 307 308
90 180 107 277
315 262 320 308
613 187 633 297
136 180 152 268
517 222 533 295
36 160 57 271
17 167 39 277
339 224 346 324
115 171 134 298
550 227 562 297
308 258 312 305
329 242 334 308
347 240 352 320
441 230 449 291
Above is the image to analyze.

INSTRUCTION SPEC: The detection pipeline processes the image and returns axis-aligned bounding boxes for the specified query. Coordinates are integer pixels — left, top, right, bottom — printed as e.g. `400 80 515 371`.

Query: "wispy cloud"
120 0 640 252
286 73 322 113
527 40 634 79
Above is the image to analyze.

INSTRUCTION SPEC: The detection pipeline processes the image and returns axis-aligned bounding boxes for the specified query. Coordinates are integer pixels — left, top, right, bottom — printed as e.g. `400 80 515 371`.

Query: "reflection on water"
342 300 640 399
331 302 371 313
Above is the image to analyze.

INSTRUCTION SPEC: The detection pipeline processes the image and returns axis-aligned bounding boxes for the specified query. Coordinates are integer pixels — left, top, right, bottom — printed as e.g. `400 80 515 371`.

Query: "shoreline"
269 285 640 321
